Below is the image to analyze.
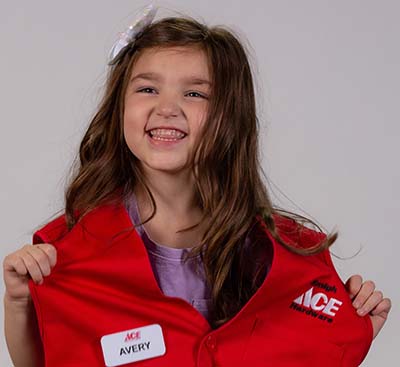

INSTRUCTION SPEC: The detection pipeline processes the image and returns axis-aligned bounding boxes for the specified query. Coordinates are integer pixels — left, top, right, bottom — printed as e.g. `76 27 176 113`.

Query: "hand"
345 274 392 340
3 244 57 304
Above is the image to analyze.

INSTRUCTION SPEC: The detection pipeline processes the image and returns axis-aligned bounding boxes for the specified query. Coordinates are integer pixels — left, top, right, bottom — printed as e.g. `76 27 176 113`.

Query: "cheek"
123 103 146 137
124 94 147 123
123 123 143 160
191 106 208 128
123 110 143 151
190 109 208 140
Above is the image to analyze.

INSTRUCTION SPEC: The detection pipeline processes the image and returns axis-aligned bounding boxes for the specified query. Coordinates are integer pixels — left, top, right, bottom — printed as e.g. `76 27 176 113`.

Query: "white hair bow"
108 4 158 65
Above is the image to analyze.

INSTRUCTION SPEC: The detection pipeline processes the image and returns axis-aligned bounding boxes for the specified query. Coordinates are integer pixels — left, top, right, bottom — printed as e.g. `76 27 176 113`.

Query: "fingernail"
357 308 365 315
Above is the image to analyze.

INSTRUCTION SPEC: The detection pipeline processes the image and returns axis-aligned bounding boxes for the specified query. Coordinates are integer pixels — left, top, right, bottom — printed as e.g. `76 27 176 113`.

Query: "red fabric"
28 203 373 366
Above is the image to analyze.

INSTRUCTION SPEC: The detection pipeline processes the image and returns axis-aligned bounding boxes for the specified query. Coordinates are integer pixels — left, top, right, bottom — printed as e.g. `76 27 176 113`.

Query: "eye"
186 91 207 99
137 87 157 94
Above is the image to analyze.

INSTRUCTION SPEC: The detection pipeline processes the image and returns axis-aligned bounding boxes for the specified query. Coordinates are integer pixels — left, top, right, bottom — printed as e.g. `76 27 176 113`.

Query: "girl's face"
123 46 211 176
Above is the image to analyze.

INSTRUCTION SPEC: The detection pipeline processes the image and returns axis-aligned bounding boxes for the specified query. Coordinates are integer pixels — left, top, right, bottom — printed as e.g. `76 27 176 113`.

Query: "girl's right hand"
3 244 57 304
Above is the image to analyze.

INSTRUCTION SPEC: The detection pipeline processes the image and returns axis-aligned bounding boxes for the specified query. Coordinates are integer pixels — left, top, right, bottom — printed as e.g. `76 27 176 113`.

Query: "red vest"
28 203 373 366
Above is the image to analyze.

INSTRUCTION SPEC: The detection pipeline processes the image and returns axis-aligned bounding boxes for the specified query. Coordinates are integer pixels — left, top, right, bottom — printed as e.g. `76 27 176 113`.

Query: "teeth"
149 128 186 139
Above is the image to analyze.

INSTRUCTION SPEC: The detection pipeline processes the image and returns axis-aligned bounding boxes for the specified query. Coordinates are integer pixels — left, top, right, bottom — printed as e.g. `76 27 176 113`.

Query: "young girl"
3 5 391 367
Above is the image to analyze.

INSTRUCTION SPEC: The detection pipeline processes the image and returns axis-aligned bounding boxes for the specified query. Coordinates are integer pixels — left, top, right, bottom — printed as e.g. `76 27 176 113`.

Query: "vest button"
206 335 217 350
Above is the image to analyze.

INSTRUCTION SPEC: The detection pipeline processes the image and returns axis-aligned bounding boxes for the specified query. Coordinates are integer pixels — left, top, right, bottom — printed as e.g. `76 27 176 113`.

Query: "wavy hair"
59 16 337 329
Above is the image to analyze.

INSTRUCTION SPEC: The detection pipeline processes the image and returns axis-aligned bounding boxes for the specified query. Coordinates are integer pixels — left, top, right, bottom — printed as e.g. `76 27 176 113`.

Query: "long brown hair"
57 16 337 329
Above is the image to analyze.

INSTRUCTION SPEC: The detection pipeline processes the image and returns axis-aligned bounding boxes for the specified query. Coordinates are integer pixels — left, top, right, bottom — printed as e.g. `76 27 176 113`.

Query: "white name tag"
100 324 166 366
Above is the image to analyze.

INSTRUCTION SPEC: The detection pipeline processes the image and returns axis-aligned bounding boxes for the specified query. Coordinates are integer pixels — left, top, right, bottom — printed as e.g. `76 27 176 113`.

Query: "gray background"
1 0 398 365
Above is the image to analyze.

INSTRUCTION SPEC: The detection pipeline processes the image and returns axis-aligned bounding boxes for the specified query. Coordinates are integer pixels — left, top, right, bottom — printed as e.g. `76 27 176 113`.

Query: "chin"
145 161 189 174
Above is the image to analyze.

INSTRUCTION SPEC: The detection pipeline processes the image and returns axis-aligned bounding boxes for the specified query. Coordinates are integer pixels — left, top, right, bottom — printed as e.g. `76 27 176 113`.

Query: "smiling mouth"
149 135 186 141
147 129 187 141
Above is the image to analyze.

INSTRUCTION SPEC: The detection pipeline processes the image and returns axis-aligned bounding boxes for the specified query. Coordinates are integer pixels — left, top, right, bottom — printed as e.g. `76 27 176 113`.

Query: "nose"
155 93 181 118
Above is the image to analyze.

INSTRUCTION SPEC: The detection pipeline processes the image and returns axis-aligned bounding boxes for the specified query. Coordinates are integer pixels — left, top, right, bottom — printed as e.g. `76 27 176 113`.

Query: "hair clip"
108 4 158 65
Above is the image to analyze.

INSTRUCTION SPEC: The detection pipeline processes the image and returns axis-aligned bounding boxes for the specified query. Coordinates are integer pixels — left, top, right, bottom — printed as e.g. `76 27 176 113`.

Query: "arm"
4 295 44 367
3 243 56 367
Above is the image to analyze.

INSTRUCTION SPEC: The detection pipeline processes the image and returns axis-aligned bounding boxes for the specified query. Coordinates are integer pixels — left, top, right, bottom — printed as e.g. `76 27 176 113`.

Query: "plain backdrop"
1 1 398 365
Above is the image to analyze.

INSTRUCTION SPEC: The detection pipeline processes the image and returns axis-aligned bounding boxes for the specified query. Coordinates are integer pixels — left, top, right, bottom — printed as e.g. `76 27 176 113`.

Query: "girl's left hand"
345 274 392 340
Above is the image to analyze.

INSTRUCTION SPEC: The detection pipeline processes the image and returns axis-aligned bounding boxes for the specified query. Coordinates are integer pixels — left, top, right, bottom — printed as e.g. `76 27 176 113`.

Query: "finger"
357 291 383 316
36 243 57 268
352 280 376 308
25 246 52 277
3 253 28 276
20 249 44 284
370 298 392 317
345 274 363 300
31 243 57 268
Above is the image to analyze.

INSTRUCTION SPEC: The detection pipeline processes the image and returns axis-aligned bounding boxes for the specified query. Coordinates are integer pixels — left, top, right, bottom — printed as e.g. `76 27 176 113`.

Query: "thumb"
370 313 388 340
369 299 391 340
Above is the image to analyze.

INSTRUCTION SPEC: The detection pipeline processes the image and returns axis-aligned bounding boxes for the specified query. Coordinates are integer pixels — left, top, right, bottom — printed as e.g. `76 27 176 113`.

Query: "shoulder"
256 212 332 265
32 201 131 246
272 213 327 249
33 212 69 245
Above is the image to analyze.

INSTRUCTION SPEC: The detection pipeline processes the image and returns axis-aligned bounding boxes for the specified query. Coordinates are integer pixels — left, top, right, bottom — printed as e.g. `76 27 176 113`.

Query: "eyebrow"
130 72 211 86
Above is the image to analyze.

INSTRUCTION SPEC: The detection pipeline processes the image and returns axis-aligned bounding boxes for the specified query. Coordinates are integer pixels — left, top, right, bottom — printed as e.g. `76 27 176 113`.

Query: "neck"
134 168 201 221
132 168 206 249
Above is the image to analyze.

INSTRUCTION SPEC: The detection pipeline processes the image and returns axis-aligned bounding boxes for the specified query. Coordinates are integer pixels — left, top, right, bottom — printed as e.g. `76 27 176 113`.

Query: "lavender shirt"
126 193 213 322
